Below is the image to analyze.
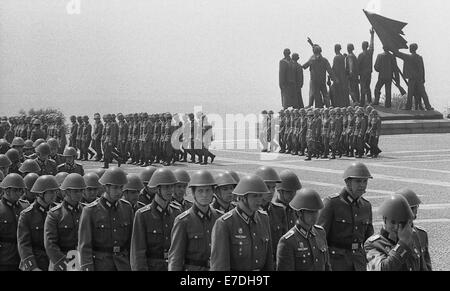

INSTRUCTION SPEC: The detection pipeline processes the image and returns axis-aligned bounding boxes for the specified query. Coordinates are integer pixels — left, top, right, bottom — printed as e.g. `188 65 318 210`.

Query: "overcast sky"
1 0 449 117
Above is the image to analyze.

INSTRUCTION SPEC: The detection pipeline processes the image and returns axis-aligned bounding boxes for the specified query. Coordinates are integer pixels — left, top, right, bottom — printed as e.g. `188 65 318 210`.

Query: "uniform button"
355 214 358 217
355 227 358 230
239 242 243 245
113 229 117 232
313 246 315 249
209 243 211 247
253 233 256 236
315 259 318 262
165 224 168 228
303 260 306 263
255 259 258 263
255 246 258 250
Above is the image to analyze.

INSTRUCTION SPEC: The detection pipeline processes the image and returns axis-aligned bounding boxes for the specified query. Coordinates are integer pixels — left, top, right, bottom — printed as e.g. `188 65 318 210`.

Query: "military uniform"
138 187 155 206
365 228 427 271
76 122 84 157
130 200 182 271
81 122 92 160
276 225 331 271
50 153 64 166
170 198 193 213
30 128 45 142
353 115 367 158
317 189 374 271
35 158 58 176
78 197 133 271
56 123 67 154
57 162 84 176
92 120 103 161
69 121 78 149
321 116 331 158
368 115 382 157
168 205 221 271
44 201 83 271
413 225 432 271
17 201 51 271
0 197 29 270
117 119 129 163
268 200 297 261
210 207 273 271
211 198 235 215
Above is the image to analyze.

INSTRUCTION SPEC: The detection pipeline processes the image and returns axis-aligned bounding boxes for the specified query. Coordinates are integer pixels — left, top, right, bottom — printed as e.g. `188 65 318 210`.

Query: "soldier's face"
245 193 263 212
4 188 23 203
65 189 83 204
262 182 276 206
84 188 98 203
215 185 234 203
13 146 24 155
50 147 58 156
173 183 187 201
194 186 214 207
279 189 296 204
298 210 319 228
66 156 75 164
124 190 139 206
158 184 174 201
410 206 418 220
42 190 57 205
346 178 368 199
105 185 124 202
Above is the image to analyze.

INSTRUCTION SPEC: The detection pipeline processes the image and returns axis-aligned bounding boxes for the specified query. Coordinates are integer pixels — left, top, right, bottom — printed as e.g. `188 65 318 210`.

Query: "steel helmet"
277 170 302 192
24 173 39 190
55 172 69 186
47 138 59 150
290 189 324 211
188 170 216 188
139 166 158 184
395 188 422 207
19 159 41 174
61 173 86 190
5 149 20 163
0 139 11 153
11 137 25 147
343 162 373 180
99 167 128 186
255 166 281 183
31 175 60 193
32 119 41 126
0 154 12 167
232 175 269 196
32 139 45 148
148 168 177 188
36 143 51 156
214 172 237 187
378 194 414 222
225 170 240 183
84 172 102 188
23 140 34 150
0 173 26 189
173 169 191 185
63 147 78 157
123 174 144 191
93 168 107 179
261 110 268 115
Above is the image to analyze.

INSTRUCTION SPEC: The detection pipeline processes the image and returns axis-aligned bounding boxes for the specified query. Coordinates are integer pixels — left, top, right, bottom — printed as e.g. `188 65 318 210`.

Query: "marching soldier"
82 173 102 205
276 188 331 271
44 173 85 271
22 173 39 204
34 143 57 176
23 140 35 157
91 113 103 162
211 171 237 214
6 149 22 175
353 109 368 158
254 166 281 212
137 166 158 206
317 162 374 271
210 175 273 271
367 110 382 158
18 175 59 271
0 174 29 270
168 170 220 271
117 114 129 165
57 147 84 175
69 116 78 149
78 167 133 271
132 113 142 165
396 188 432 270
171 169 193 212
76 116 84 160
47 138 63 166
139 113 150 166
125 114 135 164
365 194 426 271
278 110 286 153
55 116 67 154
130 168 182 271
30 119 45 142
321 109 331 158
298 109 307 156
81 116 94 161
122 174 145 214
305 110 316 161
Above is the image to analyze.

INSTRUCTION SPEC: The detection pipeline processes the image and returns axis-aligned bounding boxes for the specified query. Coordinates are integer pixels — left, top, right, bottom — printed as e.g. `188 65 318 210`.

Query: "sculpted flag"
363 9 408 51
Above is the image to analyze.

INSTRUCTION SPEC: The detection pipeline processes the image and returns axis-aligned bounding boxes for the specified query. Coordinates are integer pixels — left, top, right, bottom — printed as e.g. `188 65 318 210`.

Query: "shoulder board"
140 204 152 213
137 201 146 207
313 225 324 231
271 201 285 209
328 193 340 199
367 234 381 243
215 209 225 215
177 210 190 220
360 196 371 204
21 204 33 213
48 159 57 165
414 225 427 233
258 209 268 216
75 162 83 167
119 199 131 206
18 199 30 207
284 230 295 239
86 200 99 208
50 203 63 212
221 212 233 221
169 203 181 211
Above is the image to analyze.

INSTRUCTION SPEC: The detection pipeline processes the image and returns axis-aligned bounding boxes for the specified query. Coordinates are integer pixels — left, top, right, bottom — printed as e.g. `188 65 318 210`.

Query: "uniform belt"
184 258 210 268
93 245 128 253
0 237 17 244
329 242 364 250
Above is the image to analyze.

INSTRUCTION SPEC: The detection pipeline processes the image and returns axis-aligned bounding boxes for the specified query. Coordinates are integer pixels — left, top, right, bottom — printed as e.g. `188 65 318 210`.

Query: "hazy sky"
1 0 449 117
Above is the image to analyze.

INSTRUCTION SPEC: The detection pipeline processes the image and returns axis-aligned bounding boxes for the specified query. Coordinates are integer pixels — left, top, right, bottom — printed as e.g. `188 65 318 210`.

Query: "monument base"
373 105 450 135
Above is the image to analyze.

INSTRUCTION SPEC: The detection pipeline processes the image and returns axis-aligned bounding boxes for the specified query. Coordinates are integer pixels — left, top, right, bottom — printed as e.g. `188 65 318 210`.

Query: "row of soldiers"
0 162 431 271
260 105 382 160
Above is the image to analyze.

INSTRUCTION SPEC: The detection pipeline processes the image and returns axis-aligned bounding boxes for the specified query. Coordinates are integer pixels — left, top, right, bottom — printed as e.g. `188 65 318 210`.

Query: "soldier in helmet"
305 110 316 161
171 169 193 212
81 115 94 161
353 109 367 158
365 194 427 271
76 116 84 160
123 174 145 213
276 188 331 271
69 116 78 150
0 154 12 177
367 110 382 158
18 175 59 270
55 172 69 204
30 119 45 142
57 147 84 175
22 173 39 204
211 171 237 214
0 138 11 155
34 143 57 176
254 166 281 212
117 113 129 165
91 113 103 162
44 173 85 271
130 168 182 271
125 114 134 164
0 174 30 270
317 162 374 271
138 113 150 167
168 170 221 271
82 173 102 205
11 137 26 162
47 138 63 166
278 110 286 153
78 167 134 271
260 110 269 153
397 188 432 270
19 159 41 177
210 175 273 271
23 140 35 157
55 116 67 154
137 166 158 206
6 149 22 175
321 108 331 158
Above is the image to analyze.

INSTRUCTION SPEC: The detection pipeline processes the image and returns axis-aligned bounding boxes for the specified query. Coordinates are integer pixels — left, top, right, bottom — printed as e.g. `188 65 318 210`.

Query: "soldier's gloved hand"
398 222 413 246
